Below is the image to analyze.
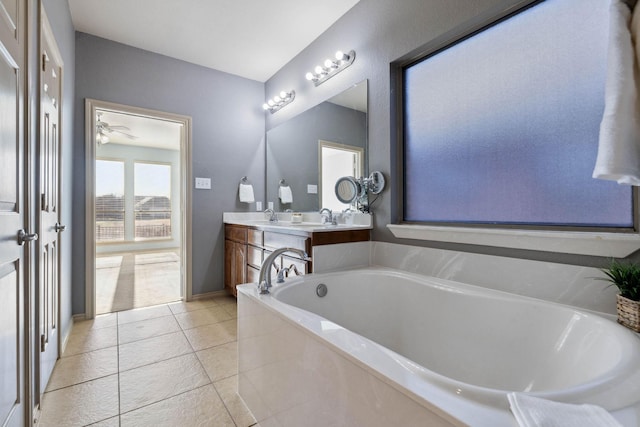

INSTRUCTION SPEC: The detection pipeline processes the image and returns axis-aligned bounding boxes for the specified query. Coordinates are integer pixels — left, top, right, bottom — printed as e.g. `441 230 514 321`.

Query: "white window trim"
386 224 640 257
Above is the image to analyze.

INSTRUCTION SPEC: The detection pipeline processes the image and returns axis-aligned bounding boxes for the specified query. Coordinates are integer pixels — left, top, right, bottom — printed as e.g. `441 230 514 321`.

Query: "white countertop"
223 211 372 233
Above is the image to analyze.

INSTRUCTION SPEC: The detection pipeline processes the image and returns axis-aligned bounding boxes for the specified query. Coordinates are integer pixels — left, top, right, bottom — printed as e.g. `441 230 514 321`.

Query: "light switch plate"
307 184 318 194
195 177 211 189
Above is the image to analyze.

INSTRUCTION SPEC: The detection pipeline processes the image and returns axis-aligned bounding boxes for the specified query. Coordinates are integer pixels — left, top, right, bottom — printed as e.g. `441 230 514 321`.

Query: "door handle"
54 223 66 232
17 229 39 245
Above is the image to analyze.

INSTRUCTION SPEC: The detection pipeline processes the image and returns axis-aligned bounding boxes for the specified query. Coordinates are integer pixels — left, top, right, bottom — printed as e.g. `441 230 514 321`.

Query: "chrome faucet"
264 208 278 222
319 208 337 225
276 264 301 283
258 247 308 294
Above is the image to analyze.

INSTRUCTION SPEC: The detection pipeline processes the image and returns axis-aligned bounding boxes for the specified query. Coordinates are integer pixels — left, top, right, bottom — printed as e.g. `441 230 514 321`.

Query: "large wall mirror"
266 79 368 212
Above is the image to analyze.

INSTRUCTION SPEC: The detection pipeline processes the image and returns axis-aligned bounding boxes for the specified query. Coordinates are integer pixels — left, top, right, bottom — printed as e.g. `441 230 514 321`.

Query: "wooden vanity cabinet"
224 225 247 297
224 223 370 297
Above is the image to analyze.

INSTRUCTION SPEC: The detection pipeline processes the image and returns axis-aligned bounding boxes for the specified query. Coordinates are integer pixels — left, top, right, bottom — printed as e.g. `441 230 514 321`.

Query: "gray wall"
266 102 366 211
42 0 75 342
265 0 626 267
73 33 265 314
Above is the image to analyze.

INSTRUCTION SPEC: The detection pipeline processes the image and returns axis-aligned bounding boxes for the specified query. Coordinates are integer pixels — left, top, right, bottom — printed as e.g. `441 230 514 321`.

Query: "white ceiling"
68 0 360 82
98 110 183 150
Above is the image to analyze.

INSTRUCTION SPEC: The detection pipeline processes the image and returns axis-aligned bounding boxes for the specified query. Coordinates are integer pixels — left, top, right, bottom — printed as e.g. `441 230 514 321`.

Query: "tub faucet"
276 264 301 283
258 247 308 294
319 208 336 225
264 208 277 222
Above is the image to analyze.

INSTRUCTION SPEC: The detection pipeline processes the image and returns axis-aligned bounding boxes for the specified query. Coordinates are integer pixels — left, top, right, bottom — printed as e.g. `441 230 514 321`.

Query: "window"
95 160 125 242
401 0 633 230
134 162 171 240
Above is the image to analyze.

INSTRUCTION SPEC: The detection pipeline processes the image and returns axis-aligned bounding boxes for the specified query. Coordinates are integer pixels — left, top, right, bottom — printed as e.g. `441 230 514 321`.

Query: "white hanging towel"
593 0 640 185
508 393 623 427
279 185 293 204
239 183 255 203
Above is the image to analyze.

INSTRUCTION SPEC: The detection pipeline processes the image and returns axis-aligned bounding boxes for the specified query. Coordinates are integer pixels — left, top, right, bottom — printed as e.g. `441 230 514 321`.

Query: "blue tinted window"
403 0 633 228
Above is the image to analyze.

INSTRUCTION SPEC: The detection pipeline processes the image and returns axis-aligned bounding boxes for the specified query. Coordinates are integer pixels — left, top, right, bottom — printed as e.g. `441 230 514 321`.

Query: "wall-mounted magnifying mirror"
335 176 361 204
368 171 385 194
334 171 386 212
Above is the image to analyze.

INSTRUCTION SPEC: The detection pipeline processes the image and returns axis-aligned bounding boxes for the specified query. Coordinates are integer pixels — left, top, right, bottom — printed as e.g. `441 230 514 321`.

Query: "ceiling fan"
96 112 138 144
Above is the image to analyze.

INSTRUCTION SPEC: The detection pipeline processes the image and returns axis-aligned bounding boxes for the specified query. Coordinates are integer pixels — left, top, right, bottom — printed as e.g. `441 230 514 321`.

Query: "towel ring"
279 179 287 187
241 176 250 184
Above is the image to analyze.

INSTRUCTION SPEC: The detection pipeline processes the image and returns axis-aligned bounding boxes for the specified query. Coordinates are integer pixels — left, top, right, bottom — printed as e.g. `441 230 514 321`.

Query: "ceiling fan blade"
108 125 131 131
112 129 138 139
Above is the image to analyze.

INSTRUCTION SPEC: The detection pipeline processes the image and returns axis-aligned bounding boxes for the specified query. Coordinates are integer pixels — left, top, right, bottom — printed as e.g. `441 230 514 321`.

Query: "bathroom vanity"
223 212 371 296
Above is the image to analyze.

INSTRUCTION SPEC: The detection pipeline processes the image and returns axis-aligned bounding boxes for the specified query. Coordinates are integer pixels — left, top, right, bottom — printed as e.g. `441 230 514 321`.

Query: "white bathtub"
237 267 640 426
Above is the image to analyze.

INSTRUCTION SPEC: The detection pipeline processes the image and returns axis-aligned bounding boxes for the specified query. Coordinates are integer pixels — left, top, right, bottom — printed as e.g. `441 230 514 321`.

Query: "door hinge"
41 193 46 208
42 52 48 72
40 334 47 352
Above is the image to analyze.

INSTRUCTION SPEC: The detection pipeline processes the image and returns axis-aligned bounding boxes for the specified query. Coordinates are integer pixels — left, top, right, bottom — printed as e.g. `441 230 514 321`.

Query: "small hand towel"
508 393 623 427
593 0 640 185
239 183 255 203
278 185 293 204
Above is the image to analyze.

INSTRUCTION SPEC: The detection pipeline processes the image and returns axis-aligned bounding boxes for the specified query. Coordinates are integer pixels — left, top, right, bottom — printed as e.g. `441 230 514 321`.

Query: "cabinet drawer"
225 225 247 243
282 254 308 276
264 231 309 254
247 245 263 268
248 228 263 246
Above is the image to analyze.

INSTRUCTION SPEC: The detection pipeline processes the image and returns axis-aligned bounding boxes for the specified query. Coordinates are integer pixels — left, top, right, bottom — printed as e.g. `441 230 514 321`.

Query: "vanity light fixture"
263 90 296 114
305 50 356 86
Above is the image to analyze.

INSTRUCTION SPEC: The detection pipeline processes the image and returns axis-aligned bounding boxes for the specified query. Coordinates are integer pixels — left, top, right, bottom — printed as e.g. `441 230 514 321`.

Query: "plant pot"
617 294 640 333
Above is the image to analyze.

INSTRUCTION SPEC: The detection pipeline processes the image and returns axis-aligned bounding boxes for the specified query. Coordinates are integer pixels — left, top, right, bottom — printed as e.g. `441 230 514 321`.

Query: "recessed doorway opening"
86 100 192 317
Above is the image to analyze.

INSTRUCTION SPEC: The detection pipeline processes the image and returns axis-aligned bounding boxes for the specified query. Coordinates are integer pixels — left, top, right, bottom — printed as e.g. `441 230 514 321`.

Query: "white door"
37 10 64 399
0 0 29 426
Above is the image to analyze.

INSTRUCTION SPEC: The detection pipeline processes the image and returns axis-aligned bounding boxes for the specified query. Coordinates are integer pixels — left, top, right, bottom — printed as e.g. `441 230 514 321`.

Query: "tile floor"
95 251 182 314
37 295 257 427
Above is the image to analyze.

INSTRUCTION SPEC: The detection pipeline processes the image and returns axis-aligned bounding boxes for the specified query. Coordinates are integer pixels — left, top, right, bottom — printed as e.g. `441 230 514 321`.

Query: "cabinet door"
224 239 235 296
233 241 247 287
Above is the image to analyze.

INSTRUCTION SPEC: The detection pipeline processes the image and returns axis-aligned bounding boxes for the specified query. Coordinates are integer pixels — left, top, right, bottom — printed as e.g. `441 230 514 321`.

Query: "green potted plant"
601 259 640 332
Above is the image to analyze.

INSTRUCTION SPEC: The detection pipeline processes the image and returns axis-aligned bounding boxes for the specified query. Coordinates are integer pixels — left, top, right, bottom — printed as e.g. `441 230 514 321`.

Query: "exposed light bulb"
263 103 270 110
267 99 275 106
335 50 350 62
325 59 338 69
273 96 281 103
305 72 315 81
315 65 326 75
280 91 288 98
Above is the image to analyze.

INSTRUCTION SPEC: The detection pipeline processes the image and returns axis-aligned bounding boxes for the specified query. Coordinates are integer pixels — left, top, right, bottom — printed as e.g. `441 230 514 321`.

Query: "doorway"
85 100 192 318
318 140 364 211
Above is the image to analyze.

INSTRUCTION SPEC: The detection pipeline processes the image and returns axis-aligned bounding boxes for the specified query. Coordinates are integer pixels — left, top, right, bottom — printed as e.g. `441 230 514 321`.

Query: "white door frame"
84 99 193 319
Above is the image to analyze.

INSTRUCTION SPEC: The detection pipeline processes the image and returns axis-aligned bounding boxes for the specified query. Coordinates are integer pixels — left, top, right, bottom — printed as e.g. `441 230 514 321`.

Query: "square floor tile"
72 313 117 334
63 325 118 357
38 375 119 427
118 315 180 345
119 331 192 372
46 346 118 391
167 298 219 315
196 341 237 382
119 353 210 413
86 416 120 426
174 305 232 330
214 375 257 427
117 304 173 325
183 319 237 351
120 384 235 426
